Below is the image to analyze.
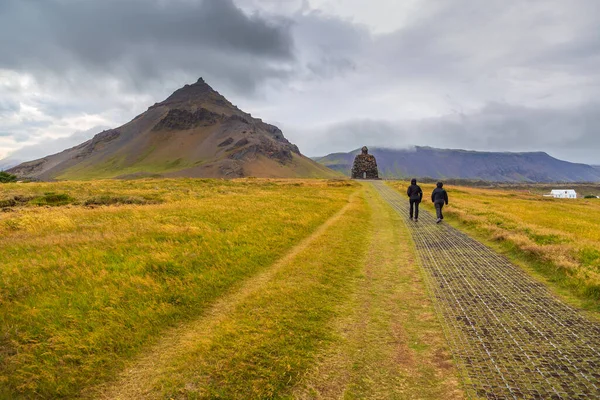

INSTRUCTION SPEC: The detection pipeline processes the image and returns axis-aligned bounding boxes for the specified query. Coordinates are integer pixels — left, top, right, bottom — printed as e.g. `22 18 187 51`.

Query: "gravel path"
374 181 600 399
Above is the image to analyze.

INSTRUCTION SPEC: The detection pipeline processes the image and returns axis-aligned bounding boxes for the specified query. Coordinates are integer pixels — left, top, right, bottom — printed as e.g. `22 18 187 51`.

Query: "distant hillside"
8 79 339 181
315 147 600 182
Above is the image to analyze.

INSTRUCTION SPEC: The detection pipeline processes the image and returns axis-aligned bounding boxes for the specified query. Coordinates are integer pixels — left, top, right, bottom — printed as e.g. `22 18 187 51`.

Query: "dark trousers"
435 202 445 219
409 199 420 218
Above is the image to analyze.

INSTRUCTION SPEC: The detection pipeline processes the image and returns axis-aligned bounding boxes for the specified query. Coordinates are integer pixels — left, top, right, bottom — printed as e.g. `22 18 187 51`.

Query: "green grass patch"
527 232 566 245
29 192 75 206
55 153 195 180
579 248 600 269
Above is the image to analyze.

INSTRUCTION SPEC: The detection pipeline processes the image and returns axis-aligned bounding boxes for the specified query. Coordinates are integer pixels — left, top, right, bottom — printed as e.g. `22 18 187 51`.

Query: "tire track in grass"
86 189 363 399
293 184 463 399
374 181 600 399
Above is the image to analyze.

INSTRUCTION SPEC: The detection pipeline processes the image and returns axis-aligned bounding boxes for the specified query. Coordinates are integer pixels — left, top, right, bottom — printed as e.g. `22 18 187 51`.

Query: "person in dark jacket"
406 178 423 221
431 182 449 223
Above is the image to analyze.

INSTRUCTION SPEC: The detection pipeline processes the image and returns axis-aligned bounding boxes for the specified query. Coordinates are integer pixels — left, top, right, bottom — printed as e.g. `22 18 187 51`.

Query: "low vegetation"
0 178 357 398
0 171 17 183
293 185 461 399
1 178 462 399
89 183 460 399
388 181 600 311
93 189 370 399
83 194 160 206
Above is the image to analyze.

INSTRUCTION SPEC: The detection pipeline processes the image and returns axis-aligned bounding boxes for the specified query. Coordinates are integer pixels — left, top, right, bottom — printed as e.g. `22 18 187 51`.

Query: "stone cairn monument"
351 146 379 179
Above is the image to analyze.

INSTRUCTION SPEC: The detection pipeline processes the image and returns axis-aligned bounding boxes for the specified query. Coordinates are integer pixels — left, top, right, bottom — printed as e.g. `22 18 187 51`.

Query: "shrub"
0 196 35 208
30 192 74 206
0 171 17 183
84 195 155 206
0 199 17 208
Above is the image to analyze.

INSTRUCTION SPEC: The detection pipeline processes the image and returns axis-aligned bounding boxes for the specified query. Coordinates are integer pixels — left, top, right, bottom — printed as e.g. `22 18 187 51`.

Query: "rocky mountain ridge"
8 78 336 180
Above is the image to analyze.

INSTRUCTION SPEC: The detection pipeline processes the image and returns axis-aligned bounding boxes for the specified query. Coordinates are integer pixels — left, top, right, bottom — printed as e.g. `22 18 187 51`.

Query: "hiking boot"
436 218 442 224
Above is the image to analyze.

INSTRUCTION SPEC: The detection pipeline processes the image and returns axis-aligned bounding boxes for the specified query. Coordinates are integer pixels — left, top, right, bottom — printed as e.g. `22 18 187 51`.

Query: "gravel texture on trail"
373 182 600 399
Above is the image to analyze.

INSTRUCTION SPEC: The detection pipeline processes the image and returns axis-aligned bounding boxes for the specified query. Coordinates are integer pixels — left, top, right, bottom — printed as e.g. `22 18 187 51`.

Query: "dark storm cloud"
0 0 294 93
3 0 600 165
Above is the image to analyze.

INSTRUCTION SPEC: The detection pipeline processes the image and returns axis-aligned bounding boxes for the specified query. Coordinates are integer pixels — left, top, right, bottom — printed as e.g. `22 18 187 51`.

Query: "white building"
549 189 577 199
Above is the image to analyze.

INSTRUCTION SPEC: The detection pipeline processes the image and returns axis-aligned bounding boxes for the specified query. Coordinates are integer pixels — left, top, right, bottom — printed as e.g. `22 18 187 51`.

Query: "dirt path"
374 181 600 399
86 191 361 399
293 184 462 399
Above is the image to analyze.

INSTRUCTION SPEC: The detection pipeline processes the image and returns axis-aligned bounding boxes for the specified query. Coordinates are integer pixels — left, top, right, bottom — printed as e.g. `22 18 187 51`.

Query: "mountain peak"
7 78 338 180
151 78 245 117
160 77 215 105
186 76 211 91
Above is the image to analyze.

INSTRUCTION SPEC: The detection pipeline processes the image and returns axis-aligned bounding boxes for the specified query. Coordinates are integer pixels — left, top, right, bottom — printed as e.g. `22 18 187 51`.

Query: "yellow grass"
0 178 464 398
0 178 357 398
87 183 461 399
388 181 600 309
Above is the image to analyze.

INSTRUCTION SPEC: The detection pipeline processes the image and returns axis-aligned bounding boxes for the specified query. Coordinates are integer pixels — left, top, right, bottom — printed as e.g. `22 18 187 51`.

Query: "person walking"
431 182 449 223
407 178 423 221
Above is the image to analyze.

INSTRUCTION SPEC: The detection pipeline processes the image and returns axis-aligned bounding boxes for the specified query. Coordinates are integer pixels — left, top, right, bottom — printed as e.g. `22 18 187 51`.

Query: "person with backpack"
431 182 449 223
406 178 423 221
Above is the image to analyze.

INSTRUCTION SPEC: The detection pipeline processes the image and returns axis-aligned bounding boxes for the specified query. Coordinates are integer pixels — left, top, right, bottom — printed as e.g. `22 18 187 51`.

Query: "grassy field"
292 185 461 399
0 178 355 398
388 181 600 311
0 178 460 399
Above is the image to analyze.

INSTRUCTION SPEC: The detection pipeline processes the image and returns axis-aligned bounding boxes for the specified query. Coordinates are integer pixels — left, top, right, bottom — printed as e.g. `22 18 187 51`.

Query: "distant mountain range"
6 80 599 184
315 147 600 182
7 78 338 181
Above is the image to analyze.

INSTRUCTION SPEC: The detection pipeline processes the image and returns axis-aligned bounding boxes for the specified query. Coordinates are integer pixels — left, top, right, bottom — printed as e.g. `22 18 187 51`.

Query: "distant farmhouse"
545 189 578 199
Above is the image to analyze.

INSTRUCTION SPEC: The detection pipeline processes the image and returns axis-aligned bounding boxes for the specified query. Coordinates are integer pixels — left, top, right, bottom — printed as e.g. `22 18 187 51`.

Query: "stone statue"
351 146 379 179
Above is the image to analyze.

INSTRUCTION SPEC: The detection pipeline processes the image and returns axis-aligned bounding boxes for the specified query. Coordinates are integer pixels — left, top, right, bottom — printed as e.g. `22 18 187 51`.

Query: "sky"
1 0 599 164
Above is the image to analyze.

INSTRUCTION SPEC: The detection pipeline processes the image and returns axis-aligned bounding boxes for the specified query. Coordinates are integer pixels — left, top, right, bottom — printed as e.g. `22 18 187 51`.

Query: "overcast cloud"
1 0 599 164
